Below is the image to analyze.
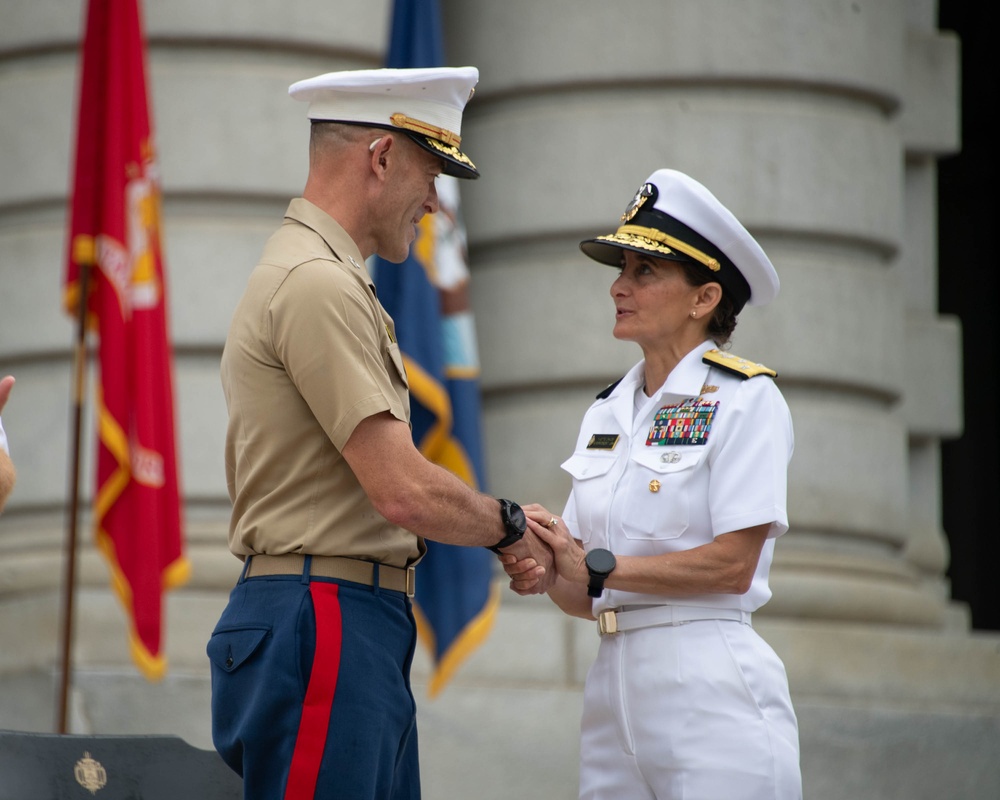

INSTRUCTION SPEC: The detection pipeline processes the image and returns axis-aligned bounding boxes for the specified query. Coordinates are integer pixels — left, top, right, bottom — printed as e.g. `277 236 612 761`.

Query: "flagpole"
57 258 90 733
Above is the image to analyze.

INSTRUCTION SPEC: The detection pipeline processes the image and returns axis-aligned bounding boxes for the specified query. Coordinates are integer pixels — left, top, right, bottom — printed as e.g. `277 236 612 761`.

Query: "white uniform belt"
597 605 751 636
246 554 415 597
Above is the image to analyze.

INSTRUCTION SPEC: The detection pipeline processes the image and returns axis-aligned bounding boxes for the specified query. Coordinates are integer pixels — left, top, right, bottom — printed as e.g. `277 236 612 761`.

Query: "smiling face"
610 250 715 352
373 136 443 263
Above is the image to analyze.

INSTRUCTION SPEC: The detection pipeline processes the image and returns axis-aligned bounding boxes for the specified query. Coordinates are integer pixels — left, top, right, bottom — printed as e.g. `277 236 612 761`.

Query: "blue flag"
373 0 498 697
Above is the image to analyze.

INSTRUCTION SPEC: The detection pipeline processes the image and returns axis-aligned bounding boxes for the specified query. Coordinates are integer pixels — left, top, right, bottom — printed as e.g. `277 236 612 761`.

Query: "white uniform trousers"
579 618 802 800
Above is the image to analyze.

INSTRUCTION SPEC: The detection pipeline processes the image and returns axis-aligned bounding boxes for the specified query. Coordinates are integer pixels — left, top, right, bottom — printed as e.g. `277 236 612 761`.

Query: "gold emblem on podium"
74 751 108 794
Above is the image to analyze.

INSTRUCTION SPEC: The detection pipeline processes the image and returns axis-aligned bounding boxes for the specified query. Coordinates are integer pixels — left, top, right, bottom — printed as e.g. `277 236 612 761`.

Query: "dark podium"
0 730 242 799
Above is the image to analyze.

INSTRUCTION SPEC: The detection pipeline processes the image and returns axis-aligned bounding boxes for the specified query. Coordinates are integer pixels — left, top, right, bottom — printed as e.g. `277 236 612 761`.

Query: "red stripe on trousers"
284 581 343 799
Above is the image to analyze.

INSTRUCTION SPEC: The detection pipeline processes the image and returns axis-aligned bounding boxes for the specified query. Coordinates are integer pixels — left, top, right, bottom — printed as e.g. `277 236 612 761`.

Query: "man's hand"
497 527 555 595
496 502 571 595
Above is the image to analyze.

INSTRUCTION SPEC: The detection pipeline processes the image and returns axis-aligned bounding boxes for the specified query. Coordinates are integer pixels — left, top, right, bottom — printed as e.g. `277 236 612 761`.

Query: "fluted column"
447 0 999 796
0 0 392 741
454 0 932 625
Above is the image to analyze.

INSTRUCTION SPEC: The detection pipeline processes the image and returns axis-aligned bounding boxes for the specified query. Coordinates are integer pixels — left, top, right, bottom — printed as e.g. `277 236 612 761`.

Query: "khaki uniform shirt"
221 198 424 568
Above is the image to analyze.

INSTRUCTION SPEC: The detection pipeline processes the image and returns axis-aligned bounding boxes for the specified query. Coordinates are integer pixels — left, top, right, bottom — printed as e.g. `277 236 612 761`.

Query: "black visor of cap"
407 133 479 179
580 205 752 313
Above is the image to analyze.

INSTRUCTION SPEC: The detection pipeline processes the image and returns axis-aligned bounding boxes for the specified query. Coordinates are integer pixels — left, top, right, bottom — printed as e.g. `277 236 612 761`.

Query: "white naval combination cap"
580 169 779 312
289 66 480 179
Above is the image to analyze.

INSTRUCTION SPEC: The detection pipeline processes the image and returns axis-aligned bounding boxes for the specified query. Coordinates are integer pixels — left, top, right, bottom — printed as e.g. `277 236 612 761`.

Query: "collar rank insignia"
621 182 655 223
646 398 719 446
587 433 620 450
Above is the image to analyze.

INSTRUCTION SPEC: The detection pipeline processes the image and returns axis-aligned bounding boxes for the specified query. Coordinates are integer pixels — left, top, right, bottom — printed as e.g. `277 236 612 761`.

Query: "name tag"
587 433 620 450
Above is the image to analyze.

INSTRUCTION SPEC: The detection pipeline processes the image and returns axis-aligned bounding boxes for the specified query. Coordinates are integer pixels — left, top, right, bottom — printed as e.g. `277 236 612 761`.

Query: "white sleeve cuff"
0 417 8 455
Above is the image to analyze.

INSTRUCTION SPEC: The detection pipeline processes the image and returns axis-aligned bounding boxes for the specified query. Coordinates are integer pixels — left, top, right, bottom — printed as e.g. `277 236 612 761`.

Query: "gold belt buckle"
598 609 619 635
405 566 416 598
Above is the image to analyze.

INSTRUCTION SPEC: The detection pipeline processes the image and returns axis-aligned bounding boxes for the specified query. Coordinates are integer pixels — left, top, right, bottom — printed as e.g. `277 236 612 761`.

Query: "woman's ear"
694 282 723 316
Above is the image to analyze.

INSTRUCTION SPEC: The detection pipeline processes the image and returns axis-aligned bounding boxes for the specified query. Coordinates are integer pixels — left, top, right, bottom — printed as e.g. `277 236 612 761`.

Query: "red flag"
63 0 188 681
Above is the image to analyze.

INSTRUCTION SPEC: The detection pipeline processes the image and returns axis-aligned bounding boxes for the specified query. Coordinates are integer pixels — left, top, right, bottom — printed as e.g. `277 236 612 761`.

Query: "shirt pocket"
621 448 705 541
561 452 618 545
386 342 409 390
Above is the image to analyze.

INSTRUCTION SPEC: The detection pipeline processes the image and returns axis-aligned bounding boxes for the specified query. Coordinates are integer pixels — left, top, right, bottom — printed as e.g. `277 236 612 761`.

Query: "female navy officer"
503 169 802 799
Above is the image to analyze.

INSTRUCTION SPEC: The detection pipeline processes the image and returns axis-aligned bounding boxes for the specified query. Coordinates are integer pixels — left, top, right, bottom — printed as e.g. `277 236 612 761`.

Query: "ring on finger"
547 516 558 528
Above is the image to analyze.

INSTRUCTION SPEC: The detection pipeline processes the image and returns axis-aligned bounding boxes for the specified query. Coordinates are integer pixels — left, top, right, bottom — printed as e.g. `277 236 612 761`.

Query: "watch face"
501 499 527 534
586 548 616 576
509 503 526 530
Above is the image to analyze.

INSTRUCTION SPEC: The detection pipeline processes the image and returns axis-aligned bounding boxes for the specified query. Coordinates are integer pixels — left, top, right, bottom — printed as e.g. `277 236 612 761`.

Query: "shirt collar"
651 339 716 400
285 198 374 285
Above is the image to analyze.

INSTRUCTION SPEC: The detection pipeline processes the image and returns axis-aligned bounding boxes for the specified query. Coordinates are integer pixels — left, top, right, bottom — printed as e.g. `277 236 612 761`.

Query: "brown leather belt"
245 554 415 597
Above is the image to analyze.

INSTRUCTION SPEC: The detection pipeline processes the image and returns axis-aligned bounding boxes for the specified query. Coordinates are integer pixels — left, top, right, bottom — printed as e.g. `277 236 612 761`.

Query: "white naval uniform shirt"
560 340 793 616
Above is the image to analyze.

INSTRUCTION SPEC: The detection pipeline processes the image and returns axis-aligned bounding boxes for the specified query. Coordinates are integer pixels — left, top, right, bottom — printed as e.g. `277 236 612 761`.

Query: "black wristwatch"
488 499 527 554
585 548 617 598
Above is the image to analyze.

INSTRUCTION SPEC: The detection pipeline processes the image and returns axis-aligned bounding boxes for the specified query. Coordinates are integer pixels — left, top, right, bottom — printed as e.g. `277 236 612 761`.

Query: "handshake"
493 502 586 597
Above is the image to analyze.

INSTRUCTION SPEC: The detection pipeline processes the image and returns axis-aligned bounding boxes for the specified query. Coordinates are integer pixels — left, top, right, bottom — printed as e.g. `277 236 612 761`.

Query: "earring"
690 311 697 318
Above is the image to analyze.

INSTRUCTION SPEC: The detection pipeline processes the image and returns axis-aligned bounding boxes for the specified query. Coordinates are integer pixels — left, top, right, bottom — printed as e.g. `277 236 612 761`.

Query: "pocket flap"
561 452 617 480
207 626 270 673
630 447 704 474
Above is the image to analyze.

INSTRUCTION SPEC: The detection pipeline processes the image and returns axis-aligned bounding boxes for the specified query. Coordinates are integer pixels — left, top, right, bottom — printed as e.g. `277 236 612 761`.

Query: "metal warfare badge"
621 182 656 223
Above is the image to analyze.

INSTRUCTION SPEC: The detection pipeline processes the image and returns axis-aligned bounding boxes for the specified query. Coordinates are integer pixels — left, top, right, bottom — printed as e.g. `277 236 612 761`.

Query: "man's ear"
369 134 394 176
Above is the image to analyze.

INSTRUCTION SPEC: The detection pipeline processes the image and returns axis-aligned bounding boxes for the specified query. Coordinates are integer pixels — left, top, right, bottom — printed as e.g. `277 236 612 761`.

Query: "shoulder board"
702 349 777 380
596 377 624 399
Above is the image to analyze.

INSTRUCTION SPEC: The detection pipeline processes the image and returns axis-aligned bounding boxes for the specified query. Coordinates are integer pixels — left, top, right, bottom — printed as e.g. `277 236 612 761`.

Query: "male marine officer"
207 66 553 800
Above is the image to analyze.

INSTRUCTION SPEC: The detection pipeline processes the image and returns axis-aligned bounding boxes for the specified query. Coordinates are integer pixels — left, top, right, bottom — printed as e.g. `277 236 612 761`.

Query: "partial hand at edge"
0 376 13 415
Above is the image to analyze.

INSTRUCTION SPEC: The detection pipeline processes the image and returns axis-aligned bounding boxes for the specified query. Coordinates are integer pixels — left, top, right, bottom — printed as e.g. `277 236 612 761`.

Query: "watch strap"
488 529 523 555
487 499 526 554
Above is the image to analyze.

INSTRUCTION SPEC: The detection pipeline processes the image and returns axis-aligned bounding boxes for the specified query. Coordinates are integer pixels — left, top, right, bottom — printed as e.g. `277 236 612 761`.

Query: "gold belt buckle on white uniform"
597 609 619 635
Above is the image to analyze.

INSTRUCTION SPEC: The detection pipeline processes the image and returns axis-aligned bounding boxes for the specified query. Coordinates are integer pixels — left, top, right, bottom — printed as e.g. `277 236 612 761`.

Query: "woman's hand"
502 503 587 589
496 503 574 595
526 515 587 587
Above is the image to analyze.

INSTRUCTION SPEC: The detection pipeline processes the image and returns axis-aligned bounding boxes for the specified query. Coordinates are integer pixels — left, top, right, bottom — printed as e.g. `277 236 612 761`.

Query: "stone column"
445 0 999 796
0 0 392 745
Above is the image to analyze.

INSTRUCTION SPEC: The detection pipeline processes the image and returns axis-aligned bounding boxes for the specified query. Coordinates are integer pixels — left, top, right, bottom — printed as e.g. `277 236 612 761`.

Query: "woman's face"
610 250 705 349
